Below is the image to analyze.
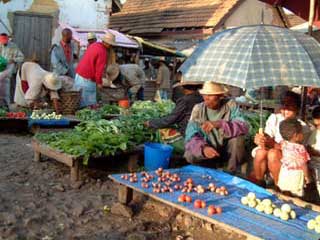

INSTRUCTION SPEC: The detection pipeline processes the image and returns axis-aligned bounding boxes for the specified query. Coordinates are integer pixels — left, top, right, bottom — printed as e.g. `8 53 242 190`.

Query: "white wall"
0 0 111 35
224 0 284 28
0 0 33 34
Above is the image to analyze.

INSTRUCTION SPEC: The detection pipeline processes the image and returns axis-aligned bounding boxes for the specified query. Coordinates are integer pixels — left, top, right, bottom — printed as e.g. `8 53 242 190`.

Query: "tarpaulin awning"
59 22 139 48
133 36 186 58
259 0 320 28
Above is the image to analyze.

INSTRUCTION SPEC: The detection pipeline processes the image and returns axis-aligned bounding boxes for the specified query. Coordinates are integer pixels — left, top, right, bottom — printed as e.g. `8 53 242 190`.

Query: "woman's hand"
203 146 220 159
201 121 220 134
254 133 266 147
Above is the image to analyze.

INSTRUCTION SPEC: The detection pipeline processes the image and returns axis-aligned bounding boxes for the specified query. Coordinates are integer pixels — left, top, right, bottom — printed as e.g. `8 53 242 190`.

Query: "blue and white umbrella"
180 25 320 89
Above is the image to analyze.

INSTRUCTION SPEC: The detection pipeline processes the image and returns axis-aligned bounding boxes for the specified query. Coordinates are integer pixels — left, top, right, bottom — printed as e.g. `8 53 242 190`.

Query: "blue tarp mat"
28 118 70 128
111 165 320 240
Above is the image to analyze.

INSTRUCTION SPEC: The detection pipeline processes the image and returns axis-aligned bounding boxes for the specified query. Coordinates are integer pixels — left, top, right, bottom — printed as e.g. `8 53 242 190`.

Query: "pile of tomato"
5 112 27 119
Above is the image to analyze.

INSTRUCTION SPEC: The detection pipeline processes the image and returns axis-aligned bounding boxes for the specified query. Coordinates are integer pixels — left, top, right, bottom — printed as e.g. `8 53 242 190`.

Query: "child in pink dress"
277 118 311 197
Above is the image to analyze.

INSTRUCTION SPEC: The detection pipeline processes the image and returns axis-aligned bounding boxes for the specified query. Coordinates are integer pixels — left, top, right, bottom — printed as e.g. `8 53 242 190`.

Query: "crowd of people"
2 28 320 201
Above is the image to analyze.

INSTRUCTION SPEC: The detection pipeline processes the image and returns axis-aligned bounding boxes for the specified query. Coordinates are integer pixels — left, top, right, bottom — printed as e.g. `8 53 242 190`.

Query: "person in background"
14 62 64 113
145 82 203 154
75 32 116 107
171 71 184 103
155 57 170 100
277 118 311 197
307 106 320 197
103 63 146 101
252 91 310 186
51 28 76 78
143 58 156 80
0 33 24 105
184 81 248 172
87 32 97 47
308 88 320 106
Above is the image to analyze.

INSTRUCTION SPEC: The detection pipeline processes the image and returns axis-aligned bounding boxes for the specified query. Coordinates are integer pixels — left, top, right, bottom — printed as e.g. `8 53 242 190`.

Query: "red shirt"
76 42 107 85
60 40 72 63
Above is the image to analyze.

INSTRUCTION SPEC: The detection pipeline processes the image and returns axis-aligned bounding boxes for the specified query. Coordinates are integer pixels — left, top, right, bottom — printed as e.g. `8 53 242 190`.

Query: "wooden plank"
118 184 133 204
109 176 261 240
31 139 76 167
267 189 320 213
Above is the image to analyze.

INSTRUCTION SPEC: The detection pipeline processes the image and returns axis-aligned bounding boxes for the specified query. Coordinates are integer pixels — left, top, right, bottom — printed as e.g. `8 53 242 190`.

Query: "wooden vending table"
32 138 142 183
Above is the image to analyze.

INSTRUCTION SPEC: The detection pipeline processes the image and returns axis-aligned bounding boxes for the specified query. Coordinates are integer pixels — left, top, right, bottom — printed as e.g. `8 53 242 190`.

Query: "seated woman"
184 81 249 172
145 82 203 154
252 91 310 186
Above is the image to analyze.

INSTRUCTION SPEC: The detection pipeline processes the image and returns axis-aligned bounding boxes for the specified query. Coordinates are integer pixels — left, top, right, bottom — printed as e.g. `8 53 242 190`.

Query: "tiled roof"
110 0 243 34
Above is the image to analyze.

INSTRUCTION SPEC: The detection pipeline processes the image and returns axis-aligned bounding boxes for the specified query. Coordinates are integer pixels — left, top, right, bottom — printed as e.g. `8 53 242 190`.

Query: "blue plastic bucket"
144 143 173 171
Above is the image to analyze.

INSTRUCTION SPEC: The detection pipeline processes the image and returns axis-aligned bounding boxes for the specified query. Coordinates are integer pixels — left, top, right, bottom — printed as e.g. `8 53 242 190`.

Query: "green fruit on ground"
273 208 282 218
241 196 249 205
280 211 289 221
307 219 316 230
315 224 320 233
264 206 273 215
290 210 296 219
281 204 291 213
247 192 256 201
256 204 264 212
316 215 320 223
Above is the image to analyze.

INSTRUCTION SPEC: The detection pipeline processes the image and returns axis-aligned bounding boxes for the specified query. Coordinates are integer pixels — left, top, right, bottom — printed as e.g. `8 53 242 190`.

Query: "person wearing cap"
145 81 203 154
50 28 77 78
251 91 311 186
155 57 170 100
87 32 97 46
75 32 116 107
143 58 156 80
184 81 249 172
0 33 24 105
103 63 146 101
14 62 66 113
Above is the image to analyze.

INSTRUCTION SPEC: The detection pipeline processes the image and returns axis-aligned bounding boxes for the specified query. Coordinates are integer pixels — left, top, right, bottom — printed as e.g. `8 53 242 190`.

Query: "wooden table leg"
118 184 133 205
70 160 80 182
34 151 41 162
128 153 139 172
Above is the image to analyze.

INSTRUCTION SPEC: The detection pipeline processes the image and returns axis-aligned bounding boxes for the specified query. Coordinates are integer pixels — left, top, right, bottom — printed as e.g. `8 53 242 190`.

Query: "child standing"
307 106 320 196
277 118 311 197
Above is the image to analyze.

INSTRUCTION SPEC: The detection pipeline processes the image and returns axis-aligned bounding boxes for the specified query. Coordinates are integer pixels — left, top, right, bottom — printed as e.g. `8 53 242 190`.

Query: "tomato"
201 201 206 208
185 195 192 203
207 205 216 216
178 194 186 202
216 207 222 214
194 199 202 208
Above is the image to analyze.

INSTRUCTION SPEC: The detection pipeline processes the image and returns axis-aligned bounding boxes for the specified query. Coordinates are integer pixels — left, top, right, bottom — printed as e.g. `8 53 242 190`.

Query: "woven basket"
59 91 81 115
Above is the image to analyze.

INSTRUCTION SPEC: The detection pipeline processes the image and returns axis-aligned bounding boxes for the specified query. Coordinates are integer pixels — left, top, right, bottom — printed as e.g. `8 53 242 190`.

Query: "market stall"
110 165 320 240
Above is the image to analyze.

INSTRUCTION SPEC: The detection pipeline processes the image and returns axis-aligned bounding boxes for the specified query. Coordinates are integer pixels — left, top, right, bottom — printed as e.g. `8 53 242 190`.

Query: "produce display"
30 111 62 120
307 215 320 233
75 104 121 121
36 101 175 164
240 193 296 221
0 107 7 117
5 112 27 119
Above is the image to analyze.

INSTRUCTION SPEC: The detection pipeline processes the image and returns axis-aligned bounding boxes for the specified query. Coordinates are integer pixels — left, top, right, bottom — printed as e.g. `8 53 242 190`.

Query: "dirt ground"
0 134 245 240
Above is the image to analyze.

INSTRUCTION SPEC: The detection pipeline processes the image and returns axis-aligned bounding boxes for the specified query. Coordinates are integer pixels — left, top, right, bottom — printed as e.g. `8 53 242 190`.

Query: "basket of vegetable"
59 91 81 115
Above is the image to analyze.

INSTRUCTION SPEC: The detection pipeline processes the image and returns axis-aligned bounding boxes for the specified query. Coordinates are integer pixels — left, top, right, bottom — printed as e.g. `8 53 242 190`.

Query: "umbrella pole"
301 0 316 120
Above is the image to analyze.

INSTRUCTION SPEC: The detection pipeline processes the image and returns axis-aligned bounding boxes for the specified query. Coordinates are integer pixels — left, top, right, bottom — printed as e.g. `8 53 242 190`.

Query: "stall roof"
59 22 139 49
133 36 186 57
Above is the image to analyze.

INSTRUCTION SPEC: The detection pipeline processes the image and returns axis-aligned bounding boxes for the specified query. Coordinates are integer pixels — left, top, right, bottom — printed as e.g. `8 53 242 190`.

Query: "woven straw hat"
199 81 228 95
101 31 116 46
103 64 120 87
43 73 62 91
87 32 96 40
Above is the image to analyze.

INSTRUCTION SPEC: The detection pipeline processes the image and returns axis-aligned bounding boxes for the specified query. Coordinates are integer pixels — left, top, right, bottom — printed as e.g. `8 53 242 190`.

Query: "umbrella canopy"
259 0 320 28
180 25 320 89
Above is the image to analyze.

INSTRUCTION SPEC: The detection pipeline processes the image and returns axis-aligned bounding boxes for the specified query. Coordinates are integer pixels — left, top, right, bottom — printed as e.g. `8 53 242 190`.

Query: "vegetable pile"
36 101 175 164
75 104 120 121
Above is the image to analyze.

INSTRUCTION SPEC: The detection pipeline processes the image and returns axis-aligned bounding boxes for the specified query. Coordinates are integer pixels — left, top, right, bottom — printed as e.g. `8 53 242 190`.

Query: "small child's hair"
279 118 302 141
312 106 320 119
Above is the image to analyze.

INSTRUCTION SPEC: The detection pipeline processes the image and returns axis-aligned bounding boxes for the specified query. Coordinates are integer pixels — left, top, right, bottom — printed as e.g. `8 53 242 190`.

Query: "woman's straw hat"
101 31 116 46
199 81 228 95
87 32 97 40
43 73 62 91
